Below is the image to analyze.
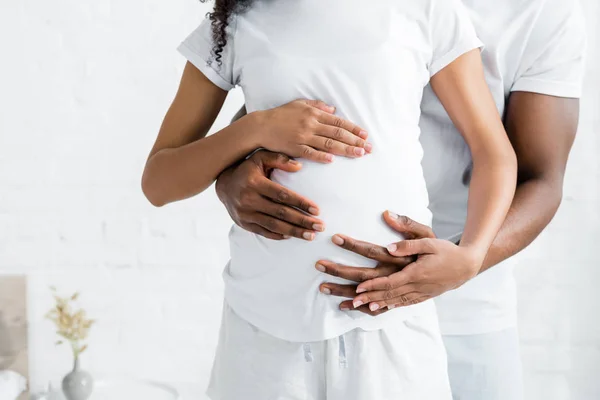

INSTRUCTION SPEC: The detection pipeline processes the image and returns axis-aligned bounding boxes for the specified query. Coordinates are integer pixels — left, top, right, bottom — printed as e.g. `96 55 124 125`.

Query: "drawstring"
303 343 313 362
302 334 348 367
338 334 347 368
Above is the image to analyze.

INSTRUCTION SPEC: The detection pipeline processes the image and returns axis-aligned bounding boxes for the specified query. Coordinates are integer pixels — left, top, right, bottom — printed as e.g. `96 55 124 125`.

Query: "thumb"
259 152 303 173
386 238 436 257
383 211 436 239
303 99 336 114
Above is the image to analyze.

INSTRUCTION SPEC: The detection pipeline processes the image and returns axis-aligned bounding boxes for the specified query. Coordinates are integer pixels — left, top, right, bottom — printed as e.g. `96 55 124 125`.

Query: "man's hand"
317 211 478 315
216 150 324 241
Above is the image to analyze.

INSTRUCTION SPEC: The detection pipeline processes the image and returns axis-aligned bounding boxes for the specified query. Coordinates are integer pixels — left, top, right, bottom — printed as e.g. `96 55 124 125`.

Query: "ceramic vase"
62 358 93 400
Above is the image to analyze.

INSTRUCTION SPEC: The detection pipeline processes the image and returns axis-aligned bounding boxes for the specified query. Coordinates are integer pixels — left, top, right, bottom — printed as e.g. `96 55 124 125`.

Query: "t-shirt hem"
429 38 484 78
225 291 434 342
510 78 582 99
439 315 517 336
177 42 235 91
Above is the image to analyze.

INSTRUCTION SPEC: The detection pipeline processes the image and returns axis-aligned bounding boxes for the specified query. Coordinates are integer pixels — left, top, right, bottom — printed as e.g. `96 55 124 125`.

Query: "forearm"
479 176 561 272
460 150 517 259
142 114 260 207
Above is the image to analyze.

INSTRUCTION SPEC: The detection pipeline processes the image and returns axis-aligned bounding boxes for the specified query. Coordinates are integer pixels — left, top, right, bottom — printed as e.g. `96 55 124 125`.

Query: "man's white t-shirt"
424 0 587 335
178 0 482 341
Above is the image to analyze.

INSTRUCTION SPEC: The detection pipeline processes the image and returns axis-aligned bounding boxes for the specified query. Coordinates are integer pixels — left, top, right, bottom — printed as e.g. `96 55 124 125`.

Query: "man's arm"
479 91 579 272
317 92 580 312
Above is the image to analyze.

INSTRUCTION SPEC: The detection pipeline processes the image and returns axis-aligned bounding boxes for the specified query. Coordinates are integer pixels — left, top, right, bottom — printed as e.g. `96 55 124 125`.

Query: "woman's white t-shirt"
178 0 482 342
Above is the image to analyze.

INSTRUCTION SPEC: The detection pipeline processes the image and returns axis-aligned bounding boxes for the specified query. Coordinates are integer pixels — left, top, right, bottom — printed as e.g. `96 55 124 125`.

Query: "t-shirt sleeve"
177 16 238 91
427 0 484 77
511 1 587 98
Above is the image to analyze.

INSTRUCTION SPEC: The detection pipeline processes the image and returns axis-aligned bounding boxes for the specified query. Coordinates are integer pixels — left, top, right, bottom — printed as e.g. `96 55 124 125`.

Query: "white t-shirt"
423 0 587 335
179 0 482 341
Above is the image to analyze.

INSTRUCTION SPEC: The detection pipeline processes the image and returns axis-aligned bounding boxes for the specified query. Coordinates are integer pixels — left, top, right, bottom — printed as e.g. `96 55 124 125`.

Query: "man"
215 0 587 398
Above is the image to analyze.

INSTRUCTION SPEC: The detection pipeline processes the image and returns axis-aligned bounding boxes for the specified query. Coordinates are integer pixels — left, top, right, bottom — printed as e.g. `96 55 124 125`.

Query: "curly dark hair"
200 0 254 65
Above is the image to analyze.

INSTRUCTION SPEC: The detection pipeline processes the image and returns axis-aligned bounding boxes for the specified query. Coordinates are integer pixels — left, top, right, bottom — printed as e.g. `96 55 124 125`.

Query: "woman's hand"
252 100 372 163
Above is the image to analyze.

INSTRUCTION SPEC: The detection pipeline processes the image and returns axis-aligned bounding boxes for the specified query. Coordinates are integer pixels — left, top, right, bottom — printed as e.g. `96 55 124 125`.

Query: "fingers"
386 238 437 257
338 300 389 316
309 135 368 158
256 197 324 235
245 223 286 241
376 293 431 311
318 112 368 141
383 211 436 239
250 213 317 241
315 125 372 155
355 269 415 294
316 260 398 282
331 234 415 264
318 283 357 298
254 176 320 216
351 284 416 309
254 151 304 174
302 99 336 114
298 145 336 164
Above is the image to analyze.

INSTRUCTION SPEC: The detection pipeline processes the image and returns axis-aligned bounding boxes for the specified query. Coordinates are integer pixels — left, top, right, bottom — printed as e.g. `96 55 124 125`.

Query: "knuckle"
276 190 290 203
276 207 287 220
301 146 314 158
366 244 379 259
400 215 413 227
334 127 344 139
298 199 310 212
263 218 277 231
399 295 410 304
358 270 371 282
332 117 343 128
299 216 312 228
324 138 335 149
275 153 290 164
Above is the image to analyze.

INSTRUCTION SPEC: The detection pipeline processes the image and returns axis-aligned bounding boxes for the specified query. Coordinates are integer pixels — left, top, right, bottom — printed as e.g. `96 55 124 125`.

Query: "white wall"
0 0 598 399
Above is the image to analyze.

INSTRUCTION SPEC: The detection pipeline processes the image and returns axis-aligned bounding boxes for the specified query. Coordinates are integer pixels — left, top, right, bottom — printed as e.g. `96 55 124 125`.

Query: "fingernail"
321 287 331 295
283 235 292 239
326 154 335 162
364 143 373 153
370 303 380 311
359 130 368 139
354 147 365 156
315 263 326 272
388 304 396 310
303 232 315 241
332 235 344 246
288 159 300 165
313 223 324 232
341 306 350 311
356 287 366 294
387 243 397 253
353 300 363 308
387 211 398 220
327 105 336 113
308 207 319 216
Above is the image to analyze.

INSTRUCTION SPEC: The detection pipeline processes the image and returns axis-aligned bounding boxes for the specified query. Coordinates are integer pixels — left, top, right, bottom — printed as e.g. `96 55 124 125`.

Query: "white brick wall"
1 0 598 399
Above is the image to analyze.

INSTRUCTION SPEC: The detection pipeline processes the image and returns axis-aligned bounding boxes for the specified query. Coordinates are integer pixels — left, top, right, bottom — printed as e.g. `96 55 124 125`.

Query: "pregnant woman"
142 0 517 398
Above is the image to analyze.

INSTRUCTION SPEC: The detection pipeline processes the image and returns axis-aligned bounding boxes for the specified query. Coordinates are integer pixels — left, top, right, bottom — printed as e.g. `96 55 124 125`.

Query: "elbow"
141 165 167 208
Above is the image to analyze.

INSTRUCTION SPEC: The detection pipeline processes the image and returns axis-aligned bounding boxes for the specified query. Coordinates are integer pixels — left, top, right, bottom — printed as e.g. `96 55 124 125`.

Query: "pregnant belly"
228 156 431 283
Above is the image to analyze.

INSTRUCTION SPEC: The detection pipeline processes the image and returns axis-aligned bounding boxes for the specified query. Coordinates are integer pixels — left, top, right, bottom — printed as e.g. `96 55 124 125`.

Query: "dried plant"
45 287 95 360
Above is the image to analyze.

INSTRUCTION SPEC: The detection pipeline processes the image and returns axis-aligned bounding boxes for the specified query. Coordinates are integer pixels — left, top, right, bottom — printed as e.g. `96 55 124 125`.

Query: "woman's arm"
142 62 256 206
430 48 517 261
142 62 370 207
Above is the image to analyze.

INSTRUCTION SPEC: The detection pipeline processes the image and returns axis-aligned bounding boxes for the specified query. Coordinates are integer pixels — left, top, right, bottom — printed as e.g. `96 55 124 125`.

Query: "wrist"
457 244 487 276
215 167 234 204
243 110 270 149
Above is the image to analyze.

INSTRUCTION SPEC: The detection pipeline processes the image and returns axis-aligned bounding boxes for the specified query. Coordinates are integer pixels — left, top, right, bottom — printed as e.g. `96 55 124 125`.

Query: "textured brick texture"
1 0 599 398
